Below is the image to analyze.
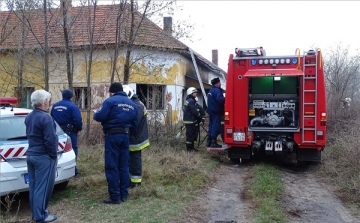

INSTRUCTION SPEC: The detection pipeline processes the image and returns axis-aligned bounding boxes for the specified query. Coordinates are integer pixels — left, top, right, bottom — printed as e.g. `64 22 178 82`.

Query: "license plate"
24 173 29 184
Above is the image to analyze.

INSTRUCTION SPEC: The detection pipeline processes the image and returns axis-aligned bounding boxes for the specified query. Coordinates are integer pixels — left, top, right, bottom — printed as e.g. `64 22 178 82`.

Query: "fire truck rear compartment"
248 76 299 155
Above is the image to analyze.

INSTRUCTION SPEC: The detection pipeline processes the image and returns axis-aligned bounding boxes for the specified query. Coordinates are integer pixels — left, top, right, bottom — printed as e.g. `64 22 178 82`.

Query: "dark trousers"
185 123 197 145
208 114 222 138
104 133 130 202
27 155 56 221
66 131 79 175
129 150 142 183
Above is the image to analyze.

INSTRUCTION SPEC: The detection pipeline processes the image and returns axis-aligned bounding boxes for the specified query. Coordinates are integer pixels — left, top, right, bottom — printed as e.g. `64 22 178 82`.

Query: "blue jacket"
207 86 225 115
51 98 83 132
93 91 138 131
25 108 58 159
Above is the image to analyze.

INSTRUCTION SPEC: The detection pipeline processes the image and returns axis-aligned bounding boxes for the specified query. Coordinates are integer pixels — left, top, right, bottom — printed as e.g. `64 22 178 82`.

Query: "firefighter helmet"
123 85 135 99
187 87 198 96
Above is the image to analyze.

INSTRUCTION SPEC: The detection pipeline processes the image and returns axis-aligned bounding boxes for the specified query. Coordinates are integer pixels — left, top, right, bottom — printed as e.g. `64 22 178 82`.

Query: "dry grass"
1 121 221 223
317 118 360 213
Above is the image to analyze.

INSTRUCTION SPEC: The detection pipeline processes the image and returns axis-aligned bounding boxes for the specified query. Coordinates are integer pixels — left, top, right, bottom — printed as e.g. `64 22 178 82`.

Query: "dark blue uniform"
93 90 137 203
207 82 225 147
51 89 83 176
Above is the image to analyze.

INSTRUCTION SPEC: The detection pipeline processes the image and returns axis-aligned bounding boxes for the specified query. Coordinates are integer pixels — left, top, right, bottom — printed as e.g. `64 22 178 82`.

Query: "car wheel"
55 181 69 190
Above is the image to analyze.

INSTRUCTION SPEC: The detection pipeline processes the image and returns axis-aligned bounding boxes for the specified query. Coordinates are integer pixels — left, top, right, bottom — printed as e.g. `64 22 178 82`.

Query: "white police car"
0 97 76 196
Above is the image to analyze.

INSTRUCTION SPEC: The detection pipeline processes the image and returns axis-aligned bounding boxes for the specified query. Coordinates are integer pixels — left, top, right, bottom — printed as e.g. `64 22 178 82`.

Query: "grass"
48 139 219 223
247 163 286 223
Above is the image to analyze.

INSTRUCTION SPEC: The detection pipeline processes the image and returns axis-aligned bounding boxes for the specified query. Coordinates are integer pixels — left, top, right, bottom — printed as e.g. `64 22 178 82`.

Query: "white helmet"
187 87 198 96
123 85 135 99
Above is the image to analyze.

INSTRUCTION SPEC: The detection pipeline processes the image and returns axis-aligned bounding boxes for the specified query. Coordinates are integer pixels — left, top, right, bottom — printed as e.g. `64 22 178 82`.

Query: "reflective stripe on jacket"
129 95 149 151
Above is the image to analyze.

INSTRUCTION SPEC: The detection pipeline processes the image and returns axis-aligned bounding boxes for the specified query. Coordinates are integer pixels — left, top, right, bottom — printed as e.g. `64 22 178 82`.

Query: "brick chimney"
163 17 173 36
212 50 218 66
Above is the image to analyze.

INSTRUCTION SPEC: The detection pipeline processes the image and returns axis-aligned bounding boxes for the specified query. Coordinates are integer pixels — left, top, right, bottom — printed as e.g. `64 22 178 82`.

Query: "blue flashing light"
291 58 298 64
251 59 257 66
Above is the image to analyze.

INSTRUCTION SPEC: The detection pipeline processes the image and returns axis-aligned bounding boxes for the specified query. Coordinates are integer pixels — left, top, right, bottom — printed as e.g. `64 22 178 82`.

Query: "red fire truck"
213 47 327 163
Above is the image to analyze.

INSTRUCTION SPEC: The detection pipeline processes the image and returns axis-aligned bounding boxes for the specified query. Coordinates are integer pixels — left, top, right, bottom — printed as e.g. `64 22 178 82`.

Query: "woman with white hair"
25 89 58 223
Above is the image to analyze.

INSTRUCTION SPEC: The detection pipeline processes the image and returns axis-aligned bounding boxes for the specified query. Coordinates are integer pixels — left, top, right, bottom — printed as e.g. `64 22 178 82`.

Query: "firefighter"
51 89 83 178
183 87 204 152
93 82 138 204
207 77 225 148
123 85 150 188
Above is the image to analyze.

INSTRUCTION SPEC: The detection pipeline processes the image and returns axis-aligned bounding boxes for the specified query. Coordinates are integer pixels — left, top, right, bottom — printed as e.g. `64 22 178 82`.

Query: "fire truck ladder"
301 49 319 143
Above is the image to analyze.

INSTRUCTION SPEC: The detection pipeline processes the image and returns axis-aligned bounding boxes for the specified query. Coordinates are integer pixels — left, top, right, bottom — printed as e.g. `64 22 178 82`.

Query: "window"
74 87 90 109
136 84 165 110
15 87 34 109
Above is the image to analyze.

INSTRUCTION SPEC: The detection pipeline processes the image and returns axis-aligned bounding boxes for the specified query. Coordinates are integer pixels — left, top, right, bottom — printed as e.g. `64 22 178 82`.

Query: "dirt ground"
178 159 360 223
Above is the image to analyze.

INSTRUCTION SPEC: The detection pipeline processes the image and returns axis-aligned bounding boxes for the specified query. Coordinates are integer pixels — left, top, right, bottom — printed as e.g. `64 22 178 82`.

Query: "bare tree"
324 43 360 120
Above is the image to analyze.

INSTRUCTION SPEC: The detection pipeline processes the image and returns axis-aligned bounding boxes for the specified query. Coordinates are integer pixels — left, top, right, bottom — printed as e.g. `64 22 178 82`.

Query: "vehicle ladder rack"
301 49 319 143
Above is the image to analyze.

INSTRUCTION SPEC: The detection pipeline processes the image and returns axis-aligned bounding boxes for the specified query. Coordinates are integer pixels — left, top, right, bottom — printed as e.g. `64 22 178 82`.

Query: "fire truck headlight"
269 59 274 64
275 59 280 64
233 132 245 142
285 58 291 64
264 59 269 65
258 59 263 65
280 59 285 64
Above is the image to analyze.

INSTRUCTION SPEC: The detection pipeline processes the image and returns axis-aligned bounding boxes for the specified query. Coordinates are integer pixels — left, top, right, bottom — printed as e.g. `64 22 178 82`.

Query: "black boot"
206 136 211 147
210 139 222 148
186 144 193 152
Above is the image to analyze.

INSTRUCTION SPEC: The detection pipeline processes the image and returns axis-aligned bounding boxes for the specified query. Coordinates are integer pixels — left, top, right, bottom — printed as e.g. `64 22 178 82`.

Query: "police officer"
183 87 204 152
123 85 150 188
207 77 225 148
51 89 83 178
93 82 138 204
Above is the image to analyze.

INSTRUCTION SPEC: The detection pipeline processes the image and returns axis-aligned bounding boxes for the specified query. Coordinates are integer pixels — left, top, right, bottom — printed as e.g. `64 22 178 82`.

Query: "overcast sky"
172 1 360 71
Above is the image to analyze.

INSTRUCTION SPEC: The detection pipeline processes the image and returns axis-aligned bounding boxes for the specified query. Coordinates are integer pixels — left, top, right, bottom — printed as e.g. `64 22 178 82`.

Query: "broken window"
136 84 165 110
74 87 90 109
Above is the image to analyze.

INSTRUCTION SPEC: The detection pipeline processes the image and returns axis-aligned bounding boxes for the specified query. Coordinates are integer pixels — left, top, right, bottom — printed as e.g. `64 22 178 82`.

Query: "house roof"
0 4 225 76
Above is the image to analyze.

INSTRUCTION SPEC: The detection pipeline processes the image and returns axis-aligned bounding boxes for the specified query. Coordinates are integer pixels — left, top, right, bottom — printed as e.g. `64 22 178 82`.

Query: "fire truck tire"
54 181 69 190
230 158 240 164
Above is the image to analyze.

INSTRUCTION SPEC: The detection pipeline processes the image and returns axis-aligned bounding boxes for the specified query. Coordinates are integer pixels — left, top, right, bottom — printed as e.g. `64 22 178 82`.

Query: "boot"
210 139 222 148
186 143 198 152
206 136 211 147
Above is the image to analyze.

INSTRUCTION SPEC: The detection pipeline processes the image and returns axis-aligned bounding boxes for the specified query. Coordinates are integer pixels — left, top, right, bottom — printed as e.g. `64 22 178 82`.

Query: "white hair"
31 89 51 108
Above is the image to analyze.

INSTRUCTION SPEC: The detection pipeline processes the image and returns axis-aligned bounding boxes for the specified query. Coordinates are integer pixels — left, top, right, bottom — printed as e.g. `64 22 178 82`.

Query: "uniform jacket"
183 95 201 124
129 95 150 152
93 91 138 131
51 98 83 132
207 86 225 115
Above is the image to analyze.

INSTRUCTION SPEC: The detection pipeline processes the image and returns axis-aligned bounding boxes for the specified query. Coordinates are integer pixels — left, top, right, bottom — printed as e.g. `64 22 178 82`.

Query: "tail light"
317 130 324 140
224 111 230 125
320 112 326 126
63 136 73 152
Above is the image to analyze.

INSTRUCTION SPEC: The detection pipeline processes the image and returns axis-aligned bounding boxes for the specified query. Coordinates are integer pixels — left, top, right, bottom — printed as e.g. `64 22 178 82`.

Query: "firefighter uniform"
123 85 150 188
50 89 83 177
93 82 138 204
207 77 225 148
183 87 204 152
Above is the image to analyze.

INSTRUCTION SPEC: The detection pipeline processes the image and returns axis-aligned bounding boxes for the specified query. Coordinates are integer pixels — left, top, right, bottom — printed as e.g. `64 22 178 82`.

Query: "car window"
0 116 64 140
0 116 27 140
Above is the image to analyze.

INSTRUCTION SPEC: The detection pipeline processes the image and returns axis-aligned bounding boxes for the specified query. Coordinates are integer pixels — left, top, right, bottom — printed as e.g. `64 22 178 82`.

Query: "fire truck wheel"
230 158 240 164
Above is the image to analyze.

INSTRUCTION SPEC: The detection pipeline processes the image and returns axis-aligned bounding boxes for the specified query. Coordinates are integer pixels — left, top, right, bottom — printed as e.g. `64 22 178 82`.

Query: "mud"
179 159 360 223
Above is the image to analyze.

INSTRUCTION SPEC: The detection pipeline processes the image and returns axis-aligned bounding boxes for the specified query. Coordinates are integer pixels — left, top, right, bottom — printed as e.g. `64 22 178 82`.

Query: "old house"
0 2 225 126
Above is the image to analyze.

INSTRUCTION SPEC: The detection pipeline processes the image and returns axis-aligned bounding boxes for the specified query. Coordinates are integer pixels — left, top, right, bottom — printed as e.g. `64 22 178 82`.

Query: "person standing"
183 87 203 152
207 77 225 148
51 89 83 178
93 82 138 204
123 85 150 188
25 89 58 223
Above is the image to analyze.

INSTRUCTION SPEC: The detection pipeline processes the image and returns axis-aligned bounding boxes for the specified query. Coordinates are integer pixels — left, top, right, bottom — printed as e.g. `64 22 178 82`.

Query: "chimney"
212 50 218 66
163 17 173 36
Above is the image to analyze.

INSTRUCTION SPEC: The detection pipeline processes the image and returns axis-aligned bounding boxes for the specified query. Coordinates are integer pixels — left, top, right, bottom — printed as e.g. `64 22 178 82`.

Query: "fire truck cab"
219 47 326 163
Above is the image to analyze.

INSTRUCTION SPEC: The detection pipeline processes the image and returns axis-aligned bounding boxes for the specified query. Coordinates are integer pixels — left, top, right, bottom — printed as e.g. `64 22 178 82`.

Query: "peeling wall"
0 46 222 124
